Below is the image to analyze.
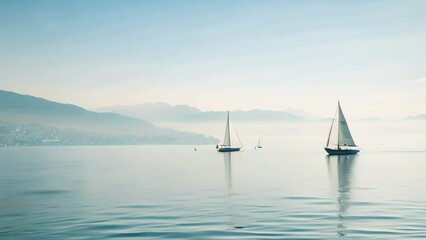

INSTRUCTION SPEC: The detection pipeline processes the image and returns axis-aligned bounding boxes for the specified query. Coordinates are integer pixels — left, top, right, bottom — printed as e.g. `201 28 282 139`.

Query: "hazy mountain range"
405 114 426 120
0 90 217 145
0 89 424 146
95 103 310 122
96 103 426 122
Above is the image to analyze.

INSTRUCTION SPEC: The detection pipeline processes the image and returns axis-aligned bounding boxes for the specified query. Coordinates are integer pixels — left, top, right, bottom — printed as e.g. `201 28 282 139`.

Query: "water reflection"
326 154 358 237
224 152 232 190
222 152 246 230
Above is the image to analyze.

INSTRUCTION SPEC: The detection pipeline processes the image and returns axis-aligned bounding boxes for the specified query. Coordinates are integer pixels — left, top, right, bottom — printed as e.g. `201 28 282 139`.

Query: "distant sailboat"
218 111 242 152
324 101 360 155
256 137 262 149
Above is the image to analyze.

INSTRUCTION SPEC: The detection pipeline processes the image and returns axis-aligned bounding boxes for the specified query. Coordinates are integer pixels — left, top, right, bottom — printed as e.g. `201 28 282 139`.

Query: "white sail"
223 111 231 146
257 137 261 147
337 103 356 146
326 102 356 149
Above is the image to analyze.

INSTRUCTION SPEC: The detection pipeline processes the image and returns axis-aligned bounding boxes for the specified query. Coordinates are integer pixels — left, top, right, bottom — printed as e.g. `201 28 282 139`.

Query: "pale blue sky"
1 0 425 118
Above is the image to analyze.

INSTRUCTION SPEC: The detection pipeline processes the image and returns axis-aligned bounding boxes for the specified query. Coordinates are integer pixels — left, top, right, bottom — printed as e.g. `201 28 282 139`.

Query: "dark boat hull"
218 147 241 152
324 147 359 155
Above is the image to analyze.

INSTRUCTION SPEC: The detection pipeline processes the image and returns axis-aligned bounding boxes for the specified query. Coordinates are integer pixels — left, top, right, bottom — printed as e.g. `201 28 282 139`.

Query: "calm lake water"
1 121 426 239
1 147 426 239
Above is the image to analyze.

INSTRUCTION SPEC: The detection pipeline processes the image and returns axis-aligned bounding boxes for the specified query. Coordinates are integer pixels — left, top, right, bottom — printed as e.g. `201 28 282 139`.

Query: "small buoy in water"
194 147 197 151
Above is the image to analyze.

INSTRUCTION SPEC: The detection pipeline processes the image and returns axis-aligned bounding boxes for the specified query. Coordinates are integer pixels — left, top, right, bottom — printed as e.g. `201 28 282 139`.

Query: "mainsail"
326 102 356 148
223 111 231 146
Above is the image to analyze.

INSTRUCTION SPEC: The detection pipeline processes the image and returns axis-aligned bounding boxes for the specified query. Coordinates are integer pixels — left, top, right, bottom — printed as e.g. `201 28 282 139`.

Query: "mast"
337 101 340 150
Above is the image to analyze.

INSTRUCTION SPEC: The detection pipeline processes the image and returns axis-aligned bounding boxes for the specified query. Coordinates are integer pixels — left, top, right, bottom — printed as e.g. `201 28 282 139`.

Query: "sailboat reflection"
326 154 358 237
223 152 246 230
224 152 232 190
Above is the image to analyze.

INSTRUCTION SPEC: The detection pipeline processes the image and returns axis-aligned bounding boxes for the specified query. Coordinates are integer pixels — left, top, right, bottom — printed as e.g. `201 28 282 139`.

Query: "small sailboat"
324 101 360 155
256 137 262 149
218 111 242 152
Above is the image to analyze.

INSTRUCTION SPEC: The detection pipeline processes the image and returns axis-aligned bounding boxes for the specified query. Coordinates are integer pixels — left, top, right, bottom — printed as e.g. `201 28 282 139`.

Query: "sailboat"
218 111 242 152
324 101 360 155
256 137 262 149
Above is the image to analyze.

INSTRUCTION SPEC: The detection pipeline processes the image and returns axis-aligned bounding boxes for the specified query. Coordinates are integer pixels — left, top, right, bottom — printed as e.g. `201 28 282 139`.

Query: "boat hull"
218 147 241 152
324 147 359 155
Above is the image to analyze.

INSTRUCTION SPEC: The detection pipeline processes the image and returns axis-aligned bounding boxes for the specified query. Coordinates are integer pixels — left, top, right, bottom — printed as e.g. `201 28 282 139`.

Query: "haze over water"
1 121 425 239
1 0 426 238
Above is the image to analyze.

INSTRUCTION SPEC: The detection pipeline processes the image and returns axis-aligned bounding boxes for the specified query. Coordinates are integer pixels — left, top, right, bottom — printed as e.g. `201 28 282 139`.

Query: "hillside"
0 90 217 145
